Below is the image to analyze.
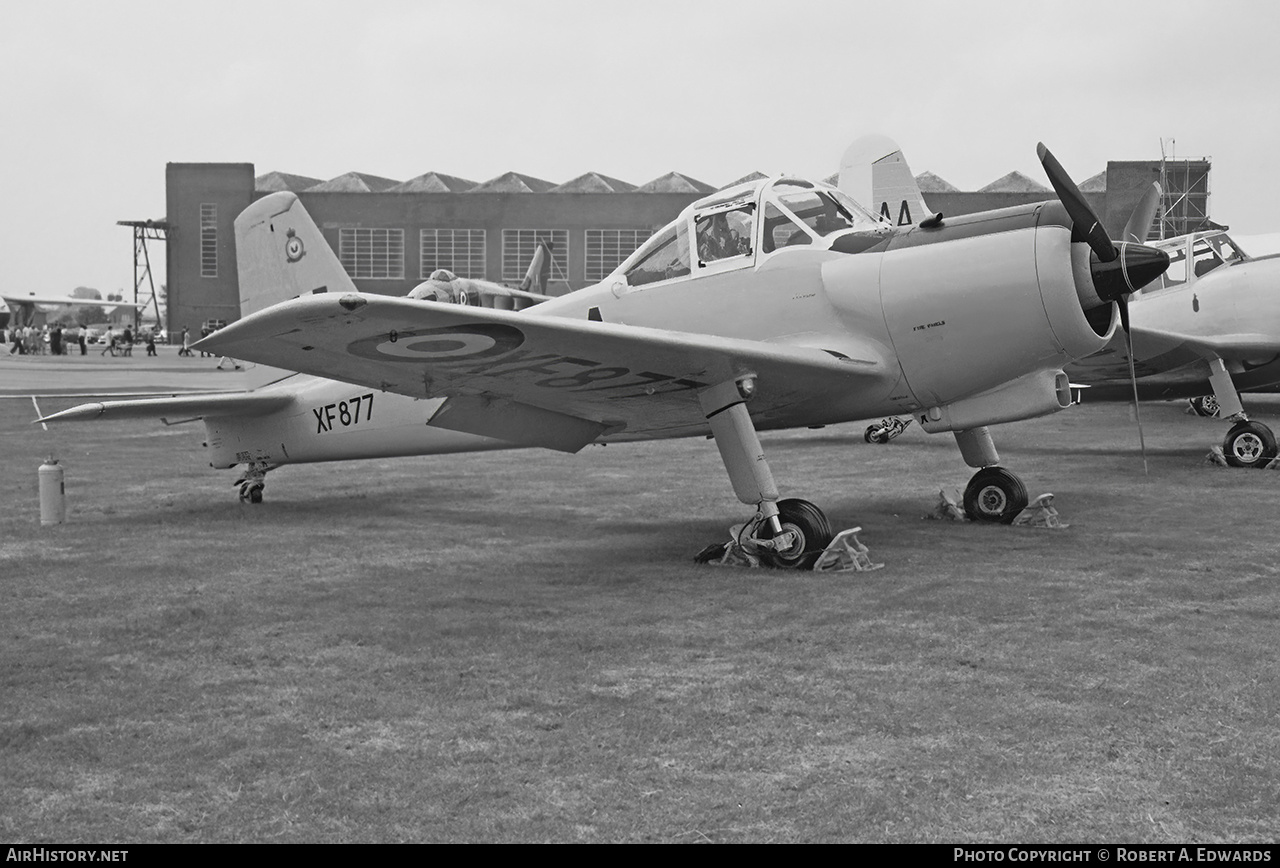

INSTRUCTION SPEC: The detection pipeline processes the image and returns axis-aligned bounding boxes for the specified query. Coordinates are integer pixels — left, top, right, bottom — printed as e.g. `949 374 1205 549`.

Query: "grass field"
1 390 1278 842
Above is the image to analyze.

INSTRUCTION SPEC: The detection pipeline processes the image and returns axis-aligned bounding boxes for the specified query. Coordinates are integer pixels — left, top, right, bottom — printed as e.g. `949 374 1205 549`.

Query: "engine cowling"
823 202 1118 418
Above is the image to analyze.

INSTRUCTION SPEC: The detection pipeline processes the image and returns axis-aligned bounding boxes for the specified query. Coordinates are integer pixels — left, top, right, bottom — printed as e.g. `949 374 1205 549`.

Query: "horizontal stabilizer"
38 390 294 423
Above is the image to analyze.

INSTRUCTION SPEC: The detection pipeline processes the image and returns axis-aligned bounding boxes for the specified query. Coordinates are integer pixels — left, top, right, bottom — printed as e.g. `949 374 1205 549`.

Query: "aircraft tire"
761 498 833 570
963 466 1028 524
1189 396 1220 417
1222 421 1277 469
864 425 884 444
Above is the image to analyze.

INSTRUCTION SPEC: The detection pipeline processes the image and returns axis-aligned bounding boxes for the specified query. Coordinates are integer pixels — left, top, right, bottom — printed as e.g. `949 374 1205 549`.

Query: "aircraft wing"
1072 325 1280 383
2 293 148 309
38 391 294 423
197 294 888 450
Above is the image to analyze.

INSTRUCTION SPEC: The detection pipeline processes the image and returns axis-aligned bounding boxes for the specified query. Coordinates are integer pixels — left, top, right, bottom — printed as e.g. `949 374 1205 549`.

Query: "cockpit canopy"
618 176 886 288
1146 230 1249 293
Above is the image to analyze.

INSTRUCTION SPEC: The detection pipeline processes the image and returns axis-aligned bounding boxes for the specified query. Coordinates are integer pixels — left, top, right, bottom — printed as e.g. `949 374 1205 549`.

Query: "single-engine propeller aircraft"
847 135 1280 468
44 143 1170 566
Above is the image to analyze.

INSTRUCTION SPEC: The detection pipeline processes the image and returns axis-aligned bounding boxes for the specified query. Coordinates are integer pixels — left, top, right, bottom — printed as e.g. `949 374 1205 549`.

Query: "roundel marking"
285 229 306 263
347 323 525 363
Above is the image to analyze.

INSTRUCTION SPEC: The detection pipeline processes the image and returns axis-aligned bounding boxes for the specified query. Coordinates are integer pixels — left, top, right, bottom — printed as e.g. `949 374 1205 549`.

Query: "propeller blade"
1124 325 1149 476
1037 142 1117 262
1122 182 1163 244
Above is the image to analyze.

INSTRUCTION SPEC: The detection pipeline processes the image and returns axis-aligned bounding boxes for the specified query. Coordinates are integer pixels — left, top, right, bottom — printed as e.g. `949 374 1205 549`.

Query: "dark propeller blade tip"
1038 142 1118 263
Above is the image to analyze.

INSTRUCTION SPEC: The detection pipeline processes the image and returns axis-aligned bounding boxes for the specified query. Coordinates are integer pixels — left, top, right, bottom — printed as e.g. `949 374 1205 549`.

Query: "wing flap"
428 395 607 452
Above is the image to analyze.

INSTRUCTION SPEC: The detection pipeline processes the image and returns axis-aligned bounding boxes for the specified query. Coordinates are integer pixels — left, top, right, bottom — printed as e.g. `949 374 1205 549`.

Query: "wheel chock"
926 488 968 521
1011 493 1068 529
1203 446 1229 467
813 527 883 573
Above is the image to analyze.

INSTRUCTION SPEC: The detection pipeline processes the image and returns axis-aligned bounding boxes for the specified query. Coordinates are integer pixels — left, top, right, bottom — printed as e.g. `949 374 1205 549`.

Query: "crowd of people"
4 323 159 357
4 323 240 368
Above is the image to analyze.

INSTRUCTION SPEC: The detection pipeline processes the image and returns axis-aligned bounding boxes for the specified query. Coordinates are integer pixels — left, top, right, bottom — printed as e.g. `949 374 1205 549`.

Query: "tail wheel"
963 467 1028 524
761 498 833 570
1223 421 1277 469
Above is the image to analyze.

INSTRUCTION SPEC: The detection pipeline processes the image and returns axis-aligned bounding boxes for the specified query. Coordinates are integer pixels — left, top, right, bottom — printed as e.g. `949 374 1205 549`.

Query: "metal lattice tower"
117 218 169 330
1157 140 1212 240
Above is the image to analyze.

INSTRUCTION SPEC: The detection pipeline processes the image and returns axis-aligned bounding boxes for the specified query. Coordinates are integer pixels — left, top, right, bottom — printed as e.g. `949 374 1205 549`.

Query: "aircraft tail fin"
235 192 357 318
838 134 933 227
1122 182 1162 244
518 240 553 295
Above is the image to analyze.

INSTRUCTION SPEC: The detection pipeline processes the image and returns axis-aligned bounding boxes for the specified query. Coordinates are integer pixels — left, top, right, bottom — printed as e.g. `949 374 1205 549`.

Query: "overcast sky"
4 0 1279 297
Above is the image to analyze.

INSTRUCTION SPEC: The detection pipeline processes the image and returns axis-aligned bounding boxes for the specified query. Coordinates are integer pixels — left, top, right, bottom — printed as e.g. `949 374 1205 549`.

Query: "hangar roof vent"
469 172 557 193
388 172 477 193
307 172 402 193
1079 170 1107 192
916 171 960 193
255 171 323 193
637 172 716 194
978 171 1050 194
550 172 637 193
719 171 768 190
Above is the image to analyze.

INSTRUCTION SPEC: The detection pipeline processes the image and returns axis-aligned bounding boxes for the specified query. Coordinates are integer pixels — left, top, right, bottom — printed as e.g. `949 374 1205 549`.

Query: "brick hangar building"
161 156 1214 336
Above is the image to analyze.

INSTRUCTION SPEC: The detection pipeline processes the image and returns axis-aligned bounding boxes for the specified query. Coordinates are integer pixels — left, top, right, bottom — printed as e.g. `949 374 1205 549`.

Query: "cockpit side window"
696 206 754 266
1208 234 1246 264
778 190 858 237
624 223 691 287
1192 238 1225 277
1155 246 1188 291
761 202 812 253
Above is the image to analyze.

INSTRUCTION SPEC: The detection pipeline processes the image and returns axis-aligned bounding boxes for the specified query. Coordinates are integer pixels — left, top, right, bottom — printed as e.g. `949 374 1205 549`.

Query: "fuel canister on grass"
39 458 65 526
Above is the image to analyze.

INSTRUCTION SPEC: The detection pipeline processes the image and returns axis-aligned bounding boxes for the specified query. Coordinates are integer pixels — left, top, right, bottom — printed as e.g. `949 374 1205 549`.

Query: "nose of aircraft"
1089 242 1171 302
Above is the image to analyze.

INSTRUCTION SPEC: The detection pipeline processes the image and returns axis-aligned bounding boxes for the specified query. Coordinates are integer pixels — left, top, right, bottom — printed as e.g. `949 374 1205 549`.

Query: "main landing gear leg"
699 378 833 569
955 427 1028 524
1205 358 1278 469
235 460 272 504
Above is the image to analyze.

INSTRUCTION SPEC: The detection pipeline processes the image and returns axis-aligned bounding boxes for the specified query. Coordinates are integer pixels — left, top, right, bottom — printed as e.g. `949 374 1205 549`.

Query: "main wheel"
1189 395 1220 418
760 498 833 570
864 425 883 443
963 466 1029 524
1223 421 1277 469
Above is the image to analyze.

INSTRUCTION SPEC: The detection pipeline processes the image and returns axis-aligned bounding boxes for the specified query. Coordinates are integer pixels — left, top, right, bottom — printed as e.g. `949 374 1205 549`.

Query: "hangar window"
200 203 217 278
339 228 405 279
503 229 568 284
585 229 654 282
421 229 486 279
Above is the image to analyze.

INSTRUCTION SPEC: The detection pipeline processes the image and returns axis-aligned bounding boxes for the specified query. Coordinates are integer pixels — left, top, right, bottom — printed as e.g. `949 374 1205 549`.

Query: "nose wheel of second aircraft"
1222 420 1278 469
963 466 1029 524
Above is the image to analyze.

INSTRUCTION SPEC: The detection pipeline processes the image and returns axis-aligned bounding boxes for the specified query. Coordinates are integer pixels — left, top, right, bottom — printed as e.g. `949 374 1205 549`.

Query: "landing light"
736 377 757 400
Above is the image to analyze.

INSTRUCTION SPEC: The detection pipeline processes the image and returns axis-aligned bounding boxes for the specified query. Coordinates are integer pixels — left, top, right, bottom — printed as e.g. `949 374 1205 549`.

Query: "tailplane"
235 192 357 317
838 134 934 227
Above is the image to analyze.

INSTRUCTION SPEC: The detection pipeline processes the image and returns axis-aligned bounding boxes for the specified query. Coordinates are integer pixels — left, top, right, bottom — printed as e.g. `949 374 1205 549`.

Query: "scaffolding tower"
117 218 168 331
1157 140 1213 239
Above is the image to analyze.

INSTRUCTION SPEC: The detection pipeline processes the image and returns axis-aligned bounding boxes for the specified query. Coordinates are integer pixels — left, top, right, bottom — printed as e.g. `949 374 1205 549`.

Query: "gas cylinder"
39 458 65 526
